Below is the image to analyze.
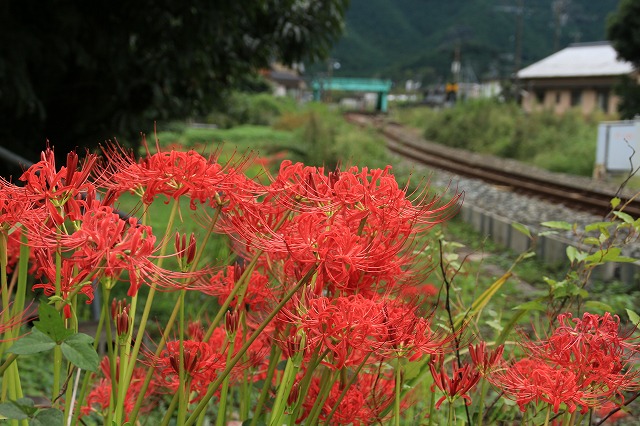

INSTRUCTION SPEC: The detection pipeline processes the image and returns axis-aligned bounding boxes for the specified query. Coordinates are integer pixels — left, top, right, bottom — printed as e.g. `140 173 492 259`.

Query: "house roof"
517 41 634 79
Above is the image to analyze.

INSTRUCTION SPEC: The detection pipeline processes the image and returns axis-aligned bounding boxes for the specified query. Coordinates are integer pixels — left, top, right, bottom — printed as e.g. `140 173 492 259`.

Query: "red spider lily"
277 294 449 369
492 312 640 414
0 180 39 230
223 162 459 297
469 341 505 376
429 355 481 409
32 249 95 318
525 312 640 403
153 339 224 398
296 370 399 425
19 148 98 224
99 140 258 210
495 358 590 414
197 265 274 313
82 357 156 419
61 202 201 295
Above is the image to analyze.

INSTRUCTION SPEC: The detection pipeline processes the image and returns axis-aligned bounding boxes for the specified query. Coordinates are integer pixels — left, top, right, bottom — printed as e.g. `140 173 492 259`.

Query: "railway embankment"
347 113 640 285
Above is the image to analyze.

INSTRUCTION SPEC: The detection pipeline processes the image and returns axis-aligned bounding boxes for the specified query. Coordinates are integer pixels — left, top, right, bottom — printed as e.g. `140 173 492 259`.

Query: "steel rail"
346 113 640 218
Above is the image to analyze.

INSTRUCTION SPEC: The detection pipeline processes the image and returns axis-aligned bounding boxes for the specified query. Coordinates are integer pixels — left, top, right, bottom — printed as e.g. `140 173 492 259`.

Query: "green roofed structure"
311 77 393 112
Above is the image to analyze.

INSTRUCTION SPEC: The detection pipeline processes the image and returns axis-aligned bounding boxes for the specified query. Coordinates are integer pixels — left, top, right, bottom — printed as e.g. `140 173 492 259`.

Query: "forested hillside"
317 0 620 83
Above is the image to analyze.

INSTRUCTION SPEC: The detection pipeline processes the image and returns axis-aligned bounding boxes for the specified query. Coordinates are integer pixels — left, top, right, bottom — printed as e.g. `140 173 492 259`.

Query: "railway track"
345 113 640 218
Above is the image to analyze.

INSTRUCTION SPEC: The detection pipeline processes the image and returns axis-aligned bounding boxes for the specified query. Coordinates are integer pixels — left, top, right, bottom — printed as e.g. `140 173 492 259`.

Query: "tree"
607 0 640 119
0 0 349 176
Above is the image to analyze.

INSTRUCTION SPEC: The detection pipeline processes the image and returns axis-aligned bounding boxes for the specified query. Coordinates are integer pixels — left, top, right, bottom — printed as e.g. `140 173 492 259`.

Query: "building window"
535 90 544 104
571 90 582 107
556 92 562 104
597 90 610 113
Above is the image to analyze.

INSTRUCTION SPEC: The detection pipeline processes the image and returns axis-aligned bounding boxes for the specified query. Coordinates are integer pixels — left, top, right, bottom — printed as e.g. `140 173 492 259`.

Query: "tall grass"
392 99 609 176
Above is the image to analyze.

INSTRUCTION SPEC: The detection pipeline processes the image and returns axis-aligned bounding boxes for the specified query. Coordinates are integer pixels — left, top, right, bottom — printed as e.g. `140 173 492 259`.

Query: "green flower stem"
543 405 551 426
99 285 116 425
1 232 10 320
128 299 180 423
269 348 303 426
178 289 187 426
202 251 262 342
305 367 339 426
427 377 436 426
215 335 236 426
475 377 489 426
123 199 180 386
132 203 222 424
202 209 291 343
9 233 30 337
250 344 282 426
114 337 129 424
288 348 329 425
0 353 18 376
324 351 372 424
394 357 402 426
447 399 455 426
184 268 316 426
159 391 180 426
52 345 63 407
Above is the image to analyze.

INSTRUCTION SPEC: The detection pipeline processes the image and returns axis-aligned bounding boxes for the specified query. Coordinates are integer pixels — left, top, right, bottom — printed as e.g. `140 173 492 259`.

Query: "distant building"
260 63 306 99
517 42 636 115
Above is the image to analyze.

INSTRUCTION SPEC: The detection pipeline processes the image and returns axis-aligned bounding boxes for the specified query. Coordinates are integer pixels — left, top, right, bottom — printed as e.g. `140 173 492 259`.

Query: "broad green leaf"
626 309 640 325
613 210 634 224
31 408 64 426
584 300 615 313
61 333 99 372
454 272 511 330
566 246 578 263
541 221 573 231
585 222 615 233
34 301 73 343
511 222 531 238
0 401 30 420
8 328 56 355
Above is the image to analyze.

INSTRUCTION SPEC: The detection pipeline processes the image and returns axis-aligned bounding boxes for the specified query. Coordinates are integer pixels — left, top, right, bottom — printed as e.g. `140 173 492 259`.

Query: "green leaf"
541 221 573 231
31 408 64 426
626 309 640 325
511 222 531 238
61 333 99 371
585 221 615 233
0 400 30 420
34 301 73 343
584 300 615 313
513 300 547 311
611 197 621 208
613 211 635 224
8 328 56 355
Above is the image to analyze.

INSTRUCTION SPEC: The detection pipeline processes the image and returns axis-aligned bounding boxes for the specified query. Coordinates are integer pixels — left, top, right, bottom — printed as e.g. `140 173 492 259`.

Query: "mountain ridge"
318 0 621 84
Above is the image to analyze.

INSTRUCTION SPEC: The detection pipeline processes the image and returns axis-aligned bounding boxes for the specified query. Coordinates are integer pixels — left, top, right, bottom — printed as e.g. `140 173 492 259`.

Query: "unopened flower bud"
116 307 130 336
225 309 240 334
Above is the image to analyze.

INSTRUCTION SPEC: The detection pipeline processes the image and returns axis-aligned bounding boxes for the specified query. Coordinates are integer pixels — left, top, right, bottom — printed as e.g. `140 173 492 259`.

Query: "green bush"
207 92 298 128
394 99 602 176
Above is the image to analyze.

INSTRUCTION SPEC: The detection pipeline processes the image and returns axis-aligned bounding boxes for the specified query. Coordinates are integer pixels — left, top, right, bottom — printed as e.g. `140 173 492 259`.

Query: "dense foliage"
0 0 349 172
607 0 640 119
392 100 604 176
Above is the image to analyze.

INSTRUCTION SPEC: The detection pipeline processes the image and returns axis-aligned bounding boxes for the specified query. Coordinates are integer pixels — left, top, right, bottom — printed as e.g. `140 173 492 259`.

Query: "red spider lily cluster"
492 312 640 416
0 141 639 425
